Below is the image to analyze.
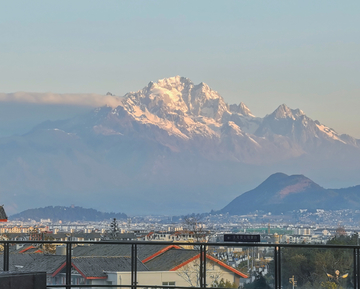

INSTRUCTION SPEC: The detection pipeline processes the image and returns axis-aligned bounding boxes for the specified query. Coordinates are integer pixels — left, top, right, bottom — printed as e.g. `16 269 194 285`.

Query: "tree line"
246 234 359 289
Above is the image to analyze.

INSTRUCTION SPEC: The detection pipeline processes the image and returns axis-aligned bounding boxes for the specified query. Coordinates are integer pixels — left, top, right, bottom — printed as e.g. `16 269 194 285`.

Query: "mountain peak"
219 173 333 215
272 104 305 120
262 173 314 188
273 104 293 119
264 172 289 182
156 75 190 87
239 102 253 116
229 102 254 116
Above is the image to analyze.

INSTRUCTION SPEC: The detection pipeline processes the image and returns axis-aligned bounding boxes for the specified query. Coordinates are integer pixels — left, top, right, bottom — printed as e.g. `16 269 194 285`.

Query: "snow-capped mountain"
255 104 359 148
105 76 261 142
43 76 358 163
1 76 360 215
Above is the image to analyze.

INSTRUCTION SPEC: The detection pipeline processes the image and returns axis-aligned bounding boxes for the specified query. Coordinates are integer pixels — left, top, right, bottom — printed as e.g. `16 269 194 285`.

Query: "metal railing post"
66 242 72 289
200 245 203 288
3 242 9 271
203 244 206 288
357 248 360 289
131 243 137 289
354 248 357 289
199 245 206 288
278 246 281 289
274 246 277 289
274 246 280 289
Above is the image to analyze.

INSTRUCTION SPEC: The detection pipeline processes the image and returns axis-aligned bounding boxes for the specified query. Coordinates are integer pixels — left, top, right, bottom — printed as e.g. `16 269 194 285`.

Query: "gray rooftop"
70 256 148 278
0 254 65 274
144 248 199 271
72 243 171 261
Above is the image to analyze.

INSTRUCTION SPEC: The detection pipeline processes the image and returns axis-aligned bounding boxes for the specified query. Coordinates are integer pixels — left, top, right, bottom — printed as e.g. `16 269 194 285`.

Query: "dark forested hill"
219 173 360 215
10 206 127 222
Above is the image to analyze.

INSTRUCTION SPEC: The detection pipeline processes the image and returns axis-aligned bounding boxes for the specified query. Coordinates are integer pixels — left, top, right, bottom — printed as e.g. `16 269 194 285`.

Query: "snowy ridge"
255 104 353 147
315 122 345 143
110 76 261 142
51 76 359 163
3 77 360 217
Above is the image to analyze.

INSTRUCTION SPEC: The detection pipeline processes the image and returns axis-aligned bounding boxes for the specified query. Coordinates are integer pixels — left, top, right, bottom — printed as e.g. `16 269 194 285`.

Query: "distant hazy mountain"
1 76 360 215
10 206 127 222
219 173 360 215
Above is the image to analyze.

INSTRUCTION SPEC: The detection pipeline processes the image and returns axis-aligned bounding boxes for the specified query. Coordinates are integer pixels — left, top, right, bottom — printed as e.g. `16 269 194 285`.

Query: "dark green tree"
244 273 271 289
265 235 357 288
109 218 119 239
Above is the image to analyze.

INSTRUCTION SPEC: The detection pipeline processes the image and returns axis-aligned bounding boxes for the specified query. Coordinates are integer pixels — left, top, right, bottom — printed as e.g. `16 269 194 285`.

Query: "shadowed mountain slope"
219 173 360 215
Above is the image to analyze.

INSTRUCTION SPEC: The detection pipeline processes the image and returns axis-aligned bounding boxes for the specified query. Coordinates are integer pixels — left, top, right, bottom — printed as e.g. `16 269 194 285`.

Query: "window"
162 281 175 288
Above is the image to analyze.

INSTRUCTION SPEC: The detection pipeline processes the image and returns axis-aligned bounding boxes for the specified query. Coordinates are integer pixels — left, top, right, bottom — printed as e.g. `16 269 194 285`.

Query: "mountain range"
1 76 360 215
219 172 360 215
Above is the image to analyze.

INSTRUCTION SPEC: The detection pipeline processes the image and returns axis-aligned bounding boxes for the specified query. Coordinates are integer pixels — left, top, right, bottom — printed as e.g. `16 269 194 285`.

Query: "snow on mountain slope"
255 104 358 149
3 77 360 215
315 122 345 143
99 76 261 144
32 77 360 164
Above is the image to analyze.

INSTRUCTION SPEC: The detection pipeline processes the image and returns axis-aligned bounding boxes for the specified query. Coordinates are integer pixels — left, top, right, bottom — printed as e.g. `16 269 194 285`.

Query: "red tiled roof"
142 245 182 263
170 253 248 278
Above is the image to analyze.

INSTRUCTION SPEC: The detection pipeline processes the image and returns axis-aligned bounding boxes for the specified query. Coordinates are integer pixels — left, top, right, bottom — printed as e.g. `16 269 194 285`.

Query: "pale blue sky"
1 1 360 137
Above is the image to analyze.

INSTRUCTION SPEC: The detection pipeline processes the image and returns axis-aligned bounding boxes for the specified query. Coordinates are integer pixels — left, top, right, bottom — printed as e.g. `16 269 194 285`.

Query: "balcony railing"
1 239 360 289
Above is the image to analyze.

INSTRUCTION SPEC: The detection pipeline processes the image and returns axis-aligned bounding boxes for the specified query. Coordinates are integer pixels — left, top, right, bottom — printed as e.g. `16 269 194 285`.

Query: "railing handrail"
1 239 359 248
1 239 360 288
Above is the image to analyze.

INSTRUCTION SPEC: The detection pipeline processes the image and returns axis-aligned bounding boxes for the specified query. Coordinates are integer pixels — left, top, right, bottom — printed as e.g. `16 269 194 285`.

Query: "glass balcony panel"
281 247 354 289
71 242 132 287
4 242 66 286
137 243 202 289
1 240 359 289
207 245 270 289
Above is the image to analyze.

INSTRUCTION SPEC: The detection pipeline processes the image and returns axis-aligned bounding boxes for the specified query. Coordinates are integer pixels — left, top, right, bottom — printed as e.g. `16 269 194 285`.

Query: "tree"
182 216 211 242
321 281 341 289
265 235 357 288
327 233 358 246
244 273 271 289
42 233 56 254
0 234 8 251
213 278 237 288
107 218 119 240
176 258 223 287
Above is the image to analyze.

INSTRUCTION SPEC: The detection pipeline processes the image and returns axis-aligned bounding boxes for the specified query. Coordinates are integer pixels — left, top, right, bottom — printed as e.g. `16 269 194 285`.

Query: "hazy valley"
1 76 360 216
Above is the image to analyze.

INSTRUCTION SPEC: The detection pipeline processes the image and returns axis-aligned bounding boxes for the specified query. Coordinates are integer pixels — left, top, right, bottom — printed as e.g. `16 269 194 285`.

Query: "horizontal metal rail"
1 240 360 288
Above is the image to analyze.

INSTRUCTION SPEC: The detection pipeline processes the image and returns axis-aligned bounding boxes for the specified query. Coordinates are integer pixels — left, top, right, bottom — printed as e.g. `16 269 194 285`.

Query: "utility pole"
289 275 297 289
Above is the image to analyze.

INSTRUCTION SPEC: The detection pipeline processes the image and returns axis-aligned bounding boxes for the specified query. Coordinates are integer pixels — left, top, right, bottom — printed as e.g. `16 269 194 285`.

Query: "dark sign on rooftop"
224 234 260 242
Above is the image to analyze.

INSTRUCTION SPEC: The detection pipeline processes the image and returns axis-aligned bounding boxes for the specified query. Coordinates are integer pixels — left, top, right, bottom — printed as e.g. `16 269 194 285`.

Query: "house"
1 243 248 288
71 244 248 288
0 254 65 284
51 256 148 287
142 247 248 287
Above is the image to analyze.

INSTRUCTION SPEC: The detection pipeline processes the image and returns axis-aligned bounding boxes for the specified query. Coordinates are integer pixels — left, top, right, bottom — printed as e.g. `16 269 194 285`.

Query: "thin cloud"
0 92 123 108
